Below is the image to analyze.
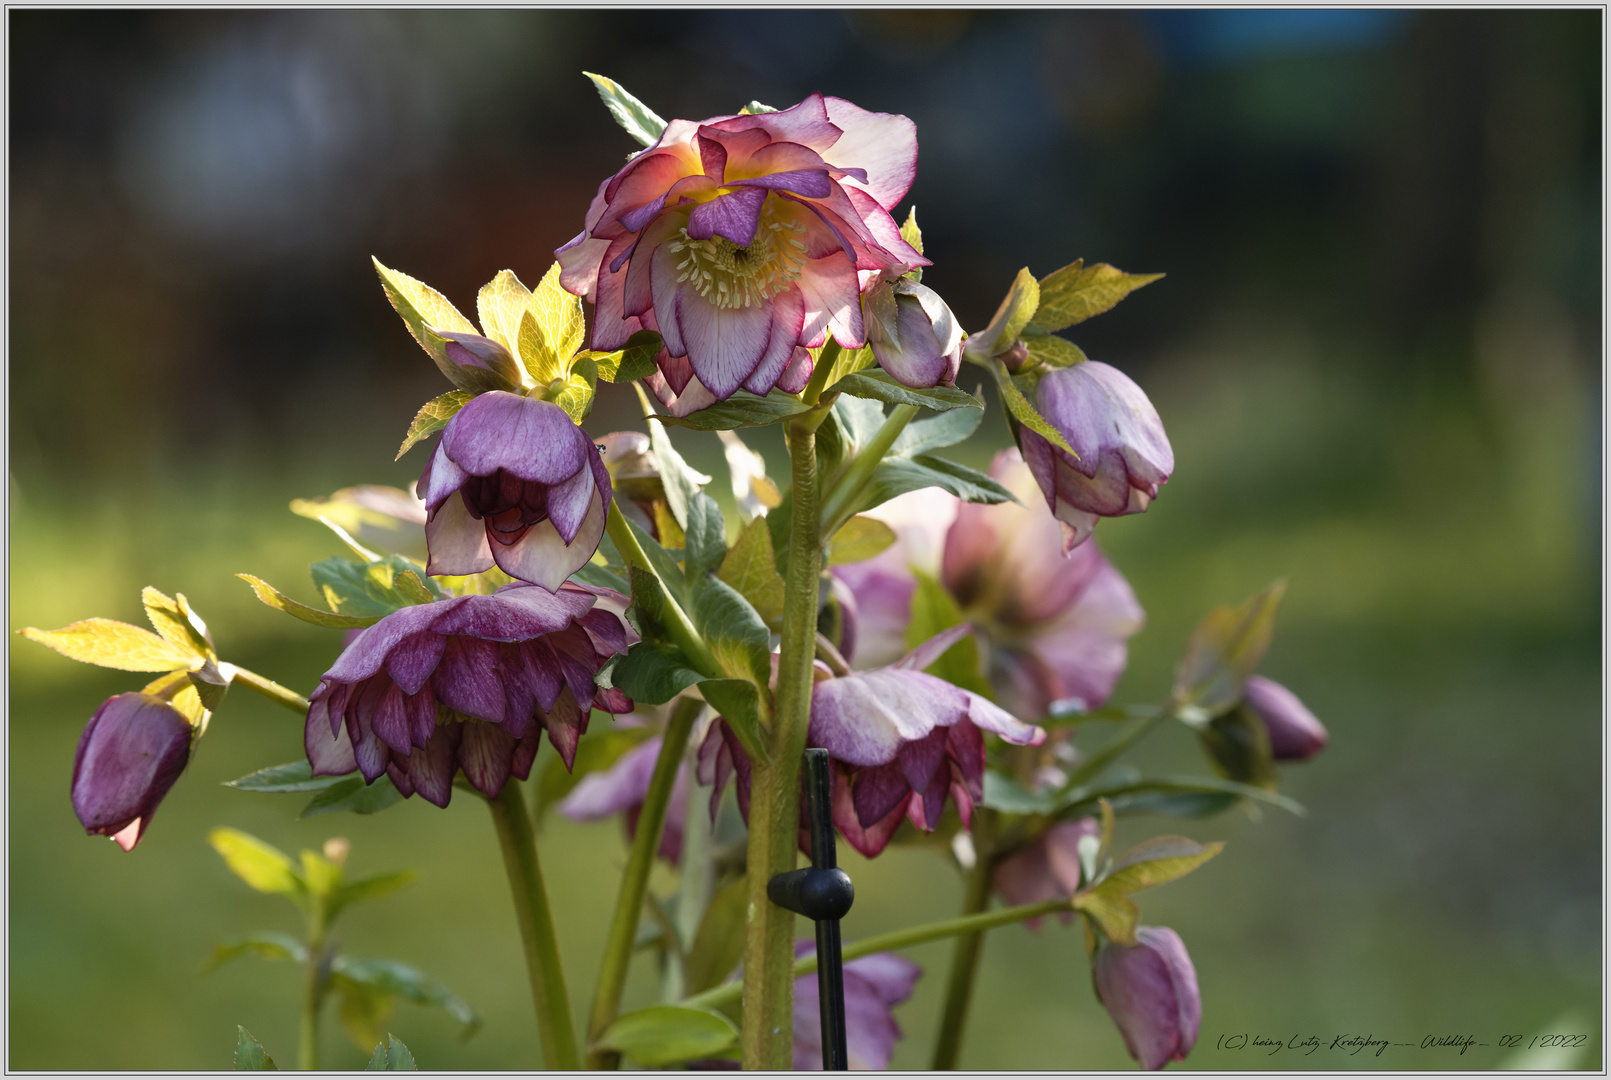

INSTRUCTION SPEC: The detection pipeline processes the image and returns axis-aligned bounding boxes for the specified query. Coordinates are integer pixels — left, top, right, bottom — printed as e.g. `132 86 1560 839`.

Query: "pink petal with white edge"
809 669 969 767
794 252 864 348
676 287 775 400
306 706 358 775
710 93 842 153
741 287 807 395
843 186 927 269
777 345 815 394
419 442 470 510
491 486 606 591
821 97 919 210
424 492 494 577
650 244 687 358
963 690 1045 746
643 367 720 418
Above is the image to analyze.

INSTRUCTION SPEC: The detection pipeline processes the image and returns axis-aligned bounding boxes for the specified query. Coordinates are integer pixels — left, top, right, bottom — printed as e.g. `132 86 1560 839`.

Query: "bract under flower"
557 94 928 401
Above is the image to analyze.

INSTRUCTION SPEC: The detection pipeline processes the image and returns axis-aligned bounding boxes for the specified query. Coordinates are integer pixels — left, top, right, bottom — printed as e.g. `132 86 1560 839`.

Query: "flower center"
665 198 808 310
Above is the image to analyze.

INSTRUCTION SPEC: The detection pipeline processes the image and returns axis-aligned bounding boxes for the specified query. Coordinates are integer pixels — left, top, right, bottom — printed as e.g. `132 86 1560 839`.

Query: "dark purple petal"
431 636 506 723
729 169 833 199
371 682 413 756
306 697 358 776
540 689 590 771
686 186 770 249
385 631 446 695
404 723 461 808
71 693 192 850
458 719 517 797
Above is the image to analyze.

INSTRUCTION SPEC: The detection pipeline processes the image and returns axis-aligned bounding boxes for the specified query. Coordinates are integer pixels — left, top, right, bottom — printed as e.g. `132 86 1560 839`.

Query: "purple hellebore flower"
304 582 633 806
1242 675 1328 761
863 276 964 389
555 732 690 863
794 943 922 1070
1093 926 1201 1071
698 628 1046 859
991 817 1100 930
71 692 193 852
1018 361 1174 552
417 391 612 591
557 94 929 403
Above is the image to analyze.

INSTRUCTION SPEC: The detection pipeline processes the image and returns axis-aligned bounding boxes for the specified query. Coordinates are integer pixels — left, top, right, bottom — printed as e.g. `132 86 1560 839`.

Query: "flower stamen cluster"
667 209 808 311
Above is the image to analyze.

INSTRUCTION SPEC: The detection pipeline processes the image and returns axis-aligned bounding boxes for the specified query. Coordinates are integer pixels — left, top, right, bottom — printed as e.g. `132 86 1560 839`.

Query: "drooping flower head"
793 944 921 1070
557 94 928 405
72 693 194 851
305 583 632 806
1019 361 1174 551
991 817 1100 930
418 391 612 591
1093 926 1201 1071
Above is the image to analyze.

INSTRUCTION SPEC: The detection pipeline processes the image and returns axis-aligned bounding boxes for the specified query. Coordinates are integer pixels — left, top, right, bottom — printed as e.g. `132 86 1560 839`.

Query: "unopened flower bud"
322 837 351 866
1242 675 1327 761
1093 926 1201 1071
865 278 964 388
71 693 193 852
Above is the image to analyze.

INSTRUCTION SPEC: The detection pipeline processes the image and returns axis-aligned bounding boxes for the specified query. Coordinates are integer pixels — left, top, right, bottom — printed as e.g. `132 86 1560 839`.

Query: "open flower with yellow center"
556 94 926 406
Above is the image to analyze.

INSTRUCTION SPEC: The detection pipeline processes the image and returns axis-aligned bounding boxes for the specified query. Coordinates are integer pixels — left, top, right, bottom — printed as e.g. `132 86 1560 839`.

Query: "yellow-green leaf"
980 352 1076 455
1101 836 1225 894
328 870 419 923
596 1005 738 1068
397 390 473 460
826 515 897 566
819 343 876 389
141 587 212 659
372 258 477 351
208 827 306 901
584 72 668 147
550 369 596 425
525 262 587 383
237 574 383 630
476 269 533 358
141 669 208 728
1029 260 1164 334
900 206 923 283
590 330 663 384
1073 886 1138 946
971 267 1040 357
18 619 193 672
717 518 785 625
1020 332 1089 371
1173 580 1288 716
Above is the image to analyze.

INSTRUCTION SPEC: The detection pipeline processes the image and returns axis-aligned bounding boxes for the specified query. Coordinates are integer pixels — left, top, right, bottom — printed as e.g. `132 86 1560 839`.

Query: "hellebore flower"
72 692 193 851
1242 675 1328 761
698 628 1046 858
794 943 921 1070
834 451 1145 721
556 732 690 863
304 583 632 807
1093 926 1201 1071
863 275 964 388
1018 361 1174 551
557 94 928 402
417 391 612 591
991 817 1100 929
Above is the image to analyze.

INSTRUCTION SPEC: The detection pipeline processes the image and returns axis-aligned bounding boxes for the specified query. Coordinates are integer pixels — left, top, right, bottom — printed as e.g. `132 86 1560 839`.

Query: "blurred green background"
10 9 1600 1071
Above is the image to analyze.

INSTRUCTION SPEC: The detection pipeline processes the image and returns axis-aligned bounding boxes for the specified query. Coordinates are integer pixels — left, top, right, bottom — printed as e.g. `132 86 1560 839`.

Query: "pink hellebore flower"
556 732 690 863
418 392 612 591
1019 361 1174 551
71 693 193 851
794 943 922 1071
991 817 1100 929
1093 926 1202 1071
305 583 632 806
1242 675 1328 761
556 94 928 405
698 628 1046 859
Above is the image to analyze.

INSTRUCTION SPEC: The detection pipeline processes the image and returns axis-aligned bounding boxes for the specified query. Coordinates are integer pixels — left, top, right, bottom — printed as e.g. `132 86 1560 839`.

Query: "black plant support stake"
767 748 854 1070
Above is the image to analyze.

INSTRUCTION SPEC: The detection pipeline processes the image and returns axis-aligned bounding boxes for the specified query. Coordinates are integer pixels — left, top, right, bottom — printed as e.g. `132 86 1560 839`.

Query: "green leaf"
689 578 771 686
310 556 444 619
1073 886 1138 946
981 770 1058 815
826 369 982 412
1172 580 1288 716
855 455 1019 516
583 72 667 147
654 389 816 431
189 658 232 712
235 1026 278 1071
333 957 481 1038
572 561 630 594
899 207 923 282
236 574 382 629
611 641 704 706
476 269 532 357
717 518 786 625
682 493 728 580
208 828 306 900
739 100 779 115
905 571 991 697
832 394 887 449
1100 836 1224 894
366 1034 418 1071
683 876 749 994
1196 706 1280 792
826 515 897 566
590 329 662 384
596 1004 739 1068
142 587 212 659
978 351 1076 455
201 931 307 974
971 267 1040 357
889 405 982 458
300 775 405 818
226 761 350 793
328 870 419 923
1079 774 1304 819
18 618 194 672
627 521 689 602
819 343 878 391
697 679 767 763
646 418 709 529
1028 260 1164 334
1020 332 1089 372
372 259 481 387
397 390 473 460
549 366 596 425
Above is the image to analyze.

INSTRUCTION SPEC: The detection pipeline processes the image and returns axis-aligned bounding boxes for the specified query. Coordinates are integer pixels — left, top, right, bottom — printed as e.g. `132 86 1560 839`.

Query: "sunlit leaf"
237 573 384 630
525 262 588 381
18 618 193 672
590 329 662 384
208 828 306 901
476 269 532 358
717 518 785 625
397 390 474 460
310 556 444 619
899 206 923 283
970 267 1040 357
1020 332 1088 372
826 369 981 412
584 72 668 147
978 351 1075 455
596 1004 739 1068
1028 260 1163 334
141 669 208 728
142 587 211 659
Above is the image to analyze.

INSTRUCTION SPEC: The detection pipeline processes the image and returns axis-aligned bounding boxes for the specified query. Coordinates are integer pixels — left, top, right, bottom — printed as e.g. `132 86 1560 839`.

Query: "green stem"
584 697 704 1069
819 402 920 537
685 895 1073 1012
604 501 722 680
297 908 327 1071
223 664 309 713
931 810 997 1070
1067 713 1168 789
800 340 843 405
488 782 579 1070
740 416 825 1070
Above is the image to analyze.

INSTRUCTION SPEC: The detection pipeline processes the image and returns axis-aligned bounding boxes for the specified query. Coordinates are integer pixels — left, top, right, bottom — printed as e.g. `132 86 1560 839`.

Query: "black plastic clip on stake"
766 748 854 1070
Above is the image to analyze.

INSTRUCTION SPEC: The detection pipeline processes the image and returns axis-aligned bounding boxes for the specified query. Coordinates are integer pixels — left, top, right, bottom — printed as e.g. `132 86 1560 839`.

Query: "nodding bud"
999 340 1031 370
865 278 964 389
436 330 525 393
1093 926 1201 1071
1242 676 1328 761
71 693 194 852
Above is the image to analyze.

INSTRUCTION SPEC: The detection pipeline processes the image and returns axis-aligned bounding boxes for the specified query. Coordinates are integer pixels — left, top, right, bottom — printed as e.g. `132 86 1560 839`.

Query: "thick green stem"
605 502 723 680
800 340 843 405
741 417 824 1069
1067 713 1168 789
297 907 327 1071
819 402 920 537
488 783 579 1070
223 664 309 713
584 697 704 1068
931 811 997 1069
685 895 1073 1012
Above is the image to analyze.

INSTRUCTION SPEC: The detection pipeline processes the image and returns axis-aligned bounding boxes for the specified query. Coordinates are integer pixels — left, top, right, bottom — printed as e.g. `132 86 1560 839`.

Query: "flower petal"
676 287 775 400
821 97 919 210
